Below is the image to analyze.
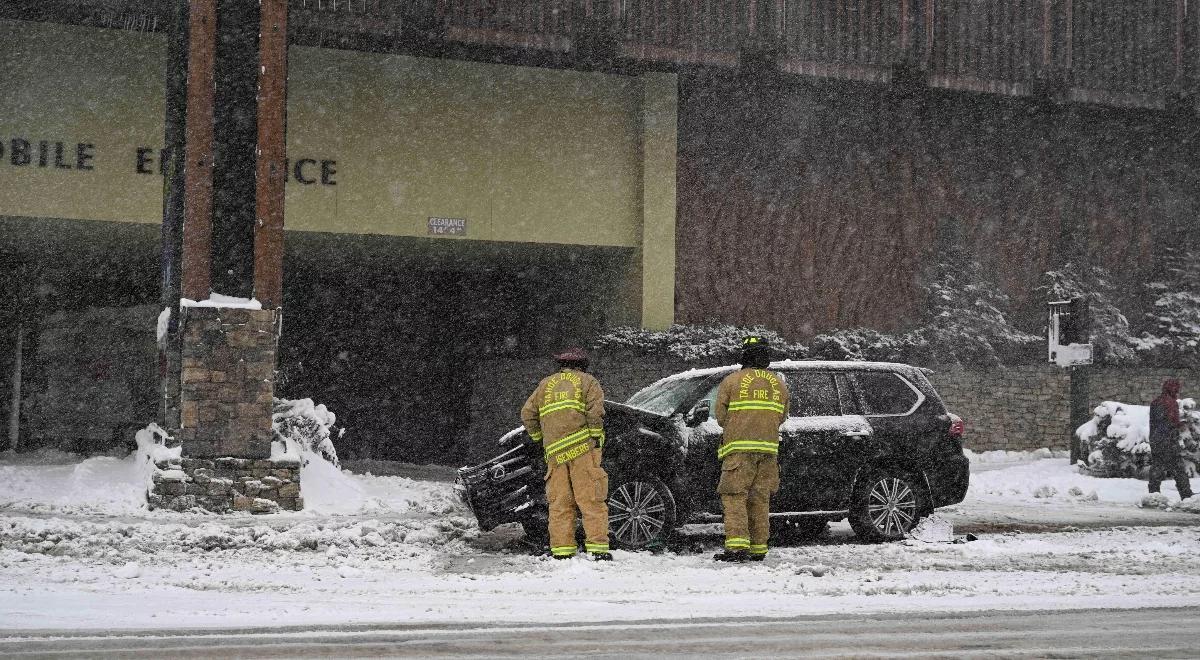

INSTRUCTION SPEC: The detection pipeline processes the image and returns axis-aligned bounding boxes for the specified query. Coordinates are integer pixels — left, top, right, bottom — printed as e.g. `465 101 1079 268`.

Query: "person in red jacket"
1148 379 1194 500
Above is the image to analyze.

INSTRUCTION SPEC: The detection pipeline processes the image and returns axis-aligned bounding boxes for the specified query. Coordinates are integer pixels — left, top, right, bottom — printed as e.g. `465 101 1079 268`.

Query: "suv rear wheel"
849 470 927 542
607 473 676 550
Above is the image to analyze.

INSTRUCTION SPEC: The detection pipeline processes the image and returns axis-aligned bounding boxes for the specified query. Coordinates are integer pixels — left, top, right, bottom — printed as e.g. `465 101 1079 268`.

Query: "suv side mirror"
686 400 711 426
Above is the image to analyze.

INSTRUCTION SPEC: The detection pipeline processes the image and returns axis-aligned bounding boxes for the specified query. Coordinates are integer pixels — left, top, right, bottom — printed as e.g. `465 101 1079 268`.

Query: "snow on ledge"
180 293 263 310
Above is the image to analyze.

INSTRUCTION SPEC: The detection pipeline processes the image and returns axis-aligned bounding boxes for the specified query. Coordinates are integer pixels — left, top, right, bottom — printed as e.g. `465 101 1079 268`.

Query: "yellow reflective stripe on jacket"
587 426 605 449
544 428 591 454
528 430 544 441
539 400 586 416
727 401 786 413
717 440 780 459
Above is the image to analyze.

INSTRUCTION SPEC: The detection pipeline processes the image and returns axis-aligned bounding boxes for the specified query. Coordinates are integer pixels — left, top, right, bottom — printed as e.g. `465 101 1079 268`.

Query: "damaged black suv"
456 361 969 549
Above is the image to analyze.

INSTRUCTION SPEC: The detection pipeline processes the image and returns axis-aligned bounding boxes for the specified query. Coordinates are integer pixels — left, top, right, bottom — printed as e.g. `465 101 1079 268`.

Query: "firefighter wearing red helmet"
520 347 612 560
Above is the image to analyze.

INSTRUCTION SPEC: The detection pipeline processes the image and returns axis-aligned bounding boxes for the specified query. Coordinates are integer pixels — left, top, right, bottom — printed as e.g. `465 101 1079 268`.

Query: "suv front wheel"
607 472 677 551
849 470 927 542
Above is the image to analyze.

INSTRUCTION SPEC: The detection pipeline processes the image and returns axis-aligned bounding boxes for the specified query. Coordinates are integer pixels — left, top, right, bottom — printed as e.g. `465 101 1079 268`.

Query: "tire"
520 516 549 550
849 470 928 543
606 473 677 551
770 517 830 545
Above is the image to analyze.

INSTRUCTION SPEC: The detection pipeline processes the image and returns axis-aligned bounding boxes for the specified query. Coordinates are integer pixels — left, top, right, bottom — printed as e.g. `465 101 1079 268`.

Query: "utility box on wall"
1048 297 1093 367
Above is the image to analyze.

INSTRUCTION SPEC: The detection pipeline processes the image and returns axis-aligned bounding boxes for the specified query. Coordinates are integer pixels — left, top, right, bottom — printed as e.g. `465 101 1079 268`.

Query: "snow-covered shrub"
1134 247 1200 366
1076 399 1200 478
593 324 806 362
272 398 342 468
133 423 179 488
806 328 917 362
917 239 1040 366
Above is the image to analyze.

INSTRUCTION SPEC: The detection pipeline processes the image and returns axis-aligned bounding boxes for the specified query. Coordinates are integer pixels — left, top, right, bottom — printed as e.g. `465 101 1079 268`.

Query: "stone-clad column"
154 0 297 513
178 307 277 458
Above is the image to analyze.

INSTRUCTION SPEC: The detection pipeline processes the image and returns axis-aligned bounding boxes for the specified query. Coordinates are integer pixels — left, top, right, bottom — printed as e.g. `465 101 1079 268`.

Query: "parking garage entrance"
0 19 675 461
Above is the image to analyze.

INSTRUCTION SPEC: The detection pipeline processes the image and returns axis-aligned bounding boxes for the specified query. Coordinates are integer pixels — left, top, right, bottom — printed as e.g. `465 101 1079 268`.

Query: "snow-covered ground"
1 448 1198 630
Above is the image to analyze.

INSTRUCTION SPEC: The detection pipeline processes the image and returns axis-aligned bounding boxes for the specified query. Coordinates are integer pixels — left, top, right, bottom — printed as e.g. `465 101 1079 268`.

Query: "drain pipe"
6 322 21 453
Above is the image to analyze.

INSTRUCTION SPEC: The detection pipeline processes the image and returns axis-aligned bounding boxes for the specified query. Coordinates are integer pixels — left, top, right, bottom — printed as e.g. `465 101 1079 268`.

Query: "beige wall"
284 47 642 246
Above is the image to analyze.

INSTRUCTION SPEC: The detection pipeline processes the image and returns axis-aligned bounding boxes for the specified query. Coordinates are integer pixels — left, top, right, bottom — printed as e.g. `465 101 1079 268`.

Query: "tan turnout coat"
714 367 790 459
521 368 606 465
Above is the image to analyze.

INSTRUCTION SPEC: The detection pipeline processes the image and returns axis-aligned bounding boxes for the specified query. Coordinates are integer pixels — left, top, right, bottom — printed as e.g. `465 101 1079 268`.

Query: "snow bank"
964 448 1067 465
908 514 954 543
969 457 1197 505
0 453 148 515
0 401 459 519
300 452 373 515
3 518 1200 631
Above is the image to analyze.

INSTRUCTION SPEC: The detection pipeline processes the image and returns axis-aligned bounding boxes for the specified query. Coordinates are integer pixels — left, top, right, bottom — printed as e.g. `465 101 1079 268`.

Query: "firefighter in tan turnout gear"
521 348 612 561
713 336 790 562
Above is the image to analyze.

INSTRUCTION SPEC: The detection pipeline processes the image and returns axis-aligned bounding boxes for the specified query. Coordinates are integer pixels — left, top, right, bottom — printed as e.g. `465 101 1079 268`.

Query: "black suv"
457 360 969 548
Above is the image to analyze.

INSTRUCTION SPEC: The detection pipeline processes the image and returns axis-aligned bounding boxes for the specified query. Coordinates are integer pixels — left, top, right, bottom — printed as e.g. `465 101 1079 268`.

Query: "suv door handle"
840 430 871 437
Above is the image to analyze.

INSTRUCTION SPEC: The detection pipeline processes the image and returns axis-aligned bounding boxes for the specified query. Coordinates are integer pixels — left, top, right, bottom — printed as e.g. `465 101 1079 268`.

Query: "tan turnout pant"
545 448 609 556
718 452 779 555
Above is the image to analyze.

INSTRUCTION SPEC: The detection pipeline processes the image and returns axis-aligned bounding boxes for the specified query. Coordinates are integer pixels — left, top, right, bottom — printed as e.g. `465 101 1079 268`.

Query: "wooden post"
180 0 216 302
254 0 288 310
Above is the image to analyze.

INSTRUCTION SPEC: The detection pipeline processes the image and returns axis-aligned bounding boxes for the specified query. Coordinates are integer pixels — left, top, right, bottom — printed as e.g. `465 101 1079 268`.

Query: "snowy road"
5 608 1199 658
1 450 1199 637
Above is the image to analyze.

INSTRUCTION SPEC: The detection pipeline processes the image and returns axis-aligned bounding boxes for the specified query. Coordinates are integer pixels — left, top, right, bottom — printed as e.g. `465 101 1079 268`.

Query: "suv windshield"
625 374 714 416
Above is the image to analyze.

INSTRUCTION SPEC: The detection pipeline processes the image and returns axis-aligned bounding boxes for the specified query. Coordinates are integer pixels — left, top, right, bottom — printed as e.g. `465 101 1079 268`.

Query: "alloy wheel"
608 480 667 548
866 476 918 538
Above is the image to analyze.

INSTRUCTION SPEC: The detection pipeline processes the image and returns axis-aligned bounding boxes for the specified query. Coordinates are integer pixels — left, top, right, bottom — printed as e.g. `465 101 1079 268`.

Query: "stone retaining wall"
1088 369 1198 407
927 365 1072 452
148 456 303 513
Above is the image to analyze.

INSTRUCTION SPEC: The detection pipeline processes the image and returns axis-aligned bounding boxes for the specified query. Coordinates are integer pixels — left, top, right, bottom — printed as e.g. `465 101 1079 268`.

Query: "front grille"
457 441 544 531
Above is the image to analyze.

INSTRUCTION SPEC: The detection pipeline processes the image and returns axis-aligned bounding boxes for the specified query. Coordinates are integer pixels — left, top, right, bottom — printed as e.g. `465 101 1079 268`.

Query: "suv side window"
784 372 840 417
853 371 922 416
834 374 860 414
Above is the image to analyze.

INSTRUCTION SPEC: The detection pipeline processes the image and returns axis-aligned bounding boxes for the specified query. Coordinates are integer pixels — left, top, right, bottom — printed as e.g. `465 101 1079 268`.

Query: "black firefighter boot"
712 549 749 563
591 552 614 561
